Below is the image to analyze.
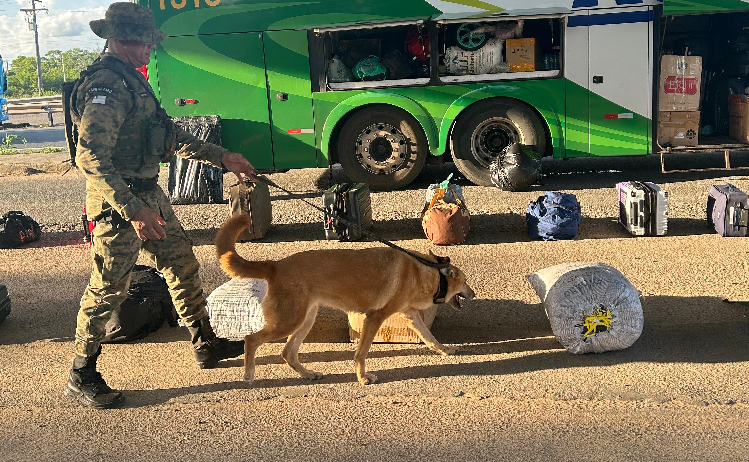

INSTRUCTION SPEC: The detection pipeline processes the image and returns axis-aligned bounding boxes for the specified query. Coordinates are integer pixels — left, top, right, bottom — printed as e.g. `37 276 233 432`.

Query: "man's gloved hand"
131 207 166 241
222 151 256 184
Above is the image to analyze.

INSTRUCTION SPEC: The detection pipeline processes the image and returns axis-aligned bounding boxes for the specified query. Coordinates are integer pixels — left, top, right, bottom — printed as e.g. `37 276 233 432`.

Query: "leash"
251 174 451 270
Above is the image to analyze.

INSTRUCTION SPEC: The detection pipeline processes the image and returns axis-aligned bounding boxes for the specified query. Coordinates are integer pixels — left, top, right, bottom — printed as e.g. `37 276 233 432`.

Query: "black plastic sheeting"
167 115 226 205
490 143 542 192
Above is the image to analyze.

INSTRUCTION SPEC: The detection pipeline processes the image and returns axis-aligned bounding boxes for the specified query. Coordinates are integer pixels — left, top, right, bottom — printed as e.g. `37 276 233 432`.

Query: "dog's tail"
215 214 275 280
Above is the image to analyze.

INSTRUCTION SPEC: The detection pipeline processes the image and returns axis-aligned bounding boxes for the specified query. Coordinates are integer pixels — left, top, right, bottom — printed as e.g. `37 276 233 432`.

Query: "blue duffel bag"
526 191 582 241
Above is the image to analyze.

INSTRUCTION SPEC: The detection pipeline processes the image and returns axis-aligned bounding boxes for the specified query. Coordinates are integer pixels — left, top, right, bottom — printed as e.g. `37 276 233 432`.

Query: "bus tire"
451 99 547 187
337 106 428 191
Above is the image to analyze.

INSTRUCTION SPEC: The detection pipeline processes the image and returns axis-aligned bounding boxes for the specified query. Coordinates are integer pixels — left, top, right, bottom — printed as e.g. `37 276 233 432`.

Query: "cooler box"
348 307 437 343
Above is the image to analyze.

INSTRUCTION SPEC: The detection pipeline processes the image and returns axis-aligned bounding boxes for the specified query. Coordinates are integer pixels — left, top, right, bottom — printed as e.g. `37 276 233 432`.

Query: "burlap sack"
422 188 470 245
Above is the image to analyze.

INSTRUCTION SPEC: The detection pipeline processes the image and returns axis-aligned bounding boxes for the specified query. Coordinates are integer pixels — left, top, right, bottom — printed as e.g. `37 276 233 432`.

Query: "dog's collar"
433 271 448 304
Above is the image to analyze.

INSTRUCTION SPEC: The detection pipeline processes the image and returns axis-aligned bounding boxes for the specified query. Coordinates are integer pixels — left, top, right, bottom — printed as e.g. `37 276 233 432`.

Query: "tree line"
4 48 101 98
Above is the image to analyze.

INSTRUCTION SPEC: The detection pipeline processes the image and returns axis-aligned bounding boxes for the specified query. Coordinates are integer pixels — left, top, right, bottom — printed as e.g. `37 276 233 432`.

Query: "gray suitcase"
0 283 10 325
707 184 749 237
322 183 373 241
617 181 668 236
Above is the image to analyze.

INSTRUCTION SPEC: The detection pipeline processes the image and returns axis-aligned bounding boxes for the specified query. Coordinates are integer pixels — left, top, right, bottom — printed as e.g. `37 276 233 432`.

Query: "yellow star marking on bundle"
581 308 613 337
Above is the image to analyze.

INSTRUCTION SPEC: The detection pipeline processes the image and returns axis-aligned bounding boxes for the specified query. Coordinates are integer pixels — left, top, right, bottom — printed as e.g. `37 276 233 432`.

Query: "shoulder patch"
88 87 114 94
91 95 107 105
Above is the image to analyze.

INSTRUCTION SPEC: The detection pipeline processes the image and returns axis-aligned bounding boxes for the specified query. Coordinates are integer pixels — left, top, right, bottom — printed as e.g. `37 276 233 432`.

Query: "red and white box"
659 55 702 112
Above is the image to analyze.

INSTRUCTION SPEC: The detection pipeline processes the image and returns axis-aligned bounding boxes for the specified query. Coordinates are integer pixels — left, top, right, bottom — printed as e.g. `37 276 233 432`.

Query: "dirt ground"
0 153 748 461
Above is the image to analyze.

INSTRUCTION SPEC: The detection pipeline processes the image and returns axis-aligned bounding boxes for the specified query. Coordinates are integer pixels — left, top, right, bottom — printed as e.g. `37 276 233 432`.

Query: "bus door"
154 32 274 169
263 30 318 169
565 5 652 157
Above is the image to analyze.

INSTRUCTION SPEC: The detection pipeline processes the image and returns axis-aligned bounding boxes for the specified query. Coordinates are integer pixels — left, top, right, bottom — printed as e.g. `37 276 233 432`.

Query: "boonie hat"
90 2 167 45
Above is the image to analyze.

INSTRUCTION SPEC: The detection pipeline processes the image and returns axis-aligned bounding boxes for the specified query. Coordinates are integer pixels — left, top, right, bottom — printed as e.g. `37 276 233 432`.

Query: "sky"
0 0 111 66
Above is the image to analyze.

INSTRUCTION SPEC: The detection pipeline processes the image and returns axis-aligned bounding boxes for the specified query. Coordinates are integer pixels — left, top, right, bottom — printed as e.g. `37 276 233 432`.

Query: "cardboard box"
659 55 702 112
657 111 700 147
348 306 437 343
506 38 539 72
728 94 749 143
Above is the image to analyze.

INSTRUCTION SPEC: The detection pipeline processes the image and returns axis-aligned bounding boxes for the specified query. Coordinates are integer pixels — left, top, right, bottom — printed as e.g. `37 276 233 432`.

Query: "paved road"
0 158 748 461
0 126 67 150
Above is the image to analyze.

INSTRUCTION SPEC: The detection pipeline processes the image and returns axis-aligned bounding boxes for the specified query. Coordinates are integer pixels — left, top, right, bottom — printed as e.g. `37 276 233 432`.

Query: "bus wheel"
451 99 546 187
337 106 427 191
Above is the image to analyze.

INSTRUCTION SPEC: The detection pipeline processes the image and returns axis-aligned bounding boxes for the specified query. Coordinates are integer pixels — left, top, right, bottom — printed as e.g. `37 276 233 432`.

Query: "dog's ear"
440 267 456 278
435 255 450 265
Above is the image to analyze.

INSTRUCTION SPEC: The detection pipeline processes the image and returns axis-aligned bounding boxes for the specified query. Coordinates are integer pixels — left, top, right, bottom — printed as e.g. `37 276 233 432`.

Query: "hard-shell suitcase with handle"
322 183 373 241
617 181 668 236
0 283 11 325
229 180 273 241
707 184 749 237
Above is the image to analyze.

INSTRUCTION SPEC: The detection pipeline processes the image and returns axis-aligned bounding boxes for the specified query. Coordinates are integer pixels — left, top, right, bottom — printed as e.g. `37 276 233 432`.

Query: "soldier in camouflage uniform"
64 2 256 409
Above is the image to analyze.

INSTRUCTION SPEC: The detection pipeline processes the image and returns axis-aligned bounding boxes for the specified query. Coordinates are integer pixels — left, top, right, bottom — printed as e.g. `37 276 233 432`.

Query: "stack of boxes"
657 55 702 147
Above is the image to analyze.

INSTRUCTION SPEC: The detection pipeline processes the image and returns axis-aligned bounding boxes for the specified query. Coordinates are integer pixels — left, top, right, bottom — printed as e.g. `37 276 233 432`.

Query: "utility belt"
122 176 159 194
82 176 160 240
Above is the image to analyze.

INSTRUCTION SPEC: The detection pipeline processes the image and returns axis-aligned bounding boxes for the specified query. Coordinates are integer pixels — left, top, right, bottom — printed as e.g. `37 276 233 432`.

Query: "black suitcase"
0 283 10 325
167 115 225 205
707 184 749 237
322 183 373 241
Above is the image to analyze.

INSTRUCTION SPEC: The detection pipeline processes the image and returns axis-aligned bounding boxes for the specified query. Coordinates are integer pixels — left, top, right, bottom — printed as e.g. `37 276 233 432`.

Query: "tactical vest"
67 55 176 178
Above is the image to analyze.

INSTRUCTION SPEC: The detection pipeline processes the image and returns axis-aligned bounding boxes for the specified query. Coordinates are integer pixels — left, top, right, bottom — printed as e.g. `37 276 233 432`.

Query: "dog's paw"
440 345 458 355
302 370 325 380
359 373 378 385
243 372 255 384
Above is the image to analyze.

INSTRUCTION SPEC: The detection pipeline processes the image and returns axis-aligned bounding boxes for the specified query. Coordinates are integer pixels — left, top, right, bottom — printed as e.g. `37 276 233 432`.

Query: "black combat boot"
64 349 125 409
188 317 244 369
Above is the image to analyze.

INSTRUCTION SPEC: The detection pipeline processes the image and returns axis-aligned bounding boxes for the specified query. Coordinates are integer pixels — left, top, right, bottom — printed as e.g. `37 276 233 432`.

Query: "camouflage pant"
75 185 208 357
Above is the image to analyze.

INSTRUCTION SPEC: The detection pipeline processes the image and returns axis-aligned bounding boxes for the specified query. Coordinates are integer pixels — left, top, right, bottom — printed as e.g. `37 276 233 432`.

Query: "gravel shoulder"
1 156 748 461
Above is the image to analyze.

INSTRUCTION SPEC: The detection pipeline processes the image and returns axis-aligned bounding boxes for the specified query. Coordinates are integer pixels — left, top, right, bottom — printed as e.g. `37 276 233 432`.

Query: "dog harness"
433 271 448 304
252 174 454 306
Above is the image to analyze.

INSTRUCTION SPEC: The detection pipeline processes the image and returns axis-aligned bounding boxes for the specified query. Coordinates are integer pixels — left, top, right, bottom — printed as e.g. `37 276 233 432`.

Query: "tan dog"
215 214 476 385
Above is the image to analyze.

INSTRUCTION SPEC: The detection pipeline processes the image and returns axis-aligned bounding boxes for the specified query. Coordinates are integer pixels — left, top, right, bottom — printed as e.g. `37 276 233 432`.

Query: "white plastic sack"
526 262 643 354
425 182 464 205
327 55 353 83
206 278 267 339
444 38 505 75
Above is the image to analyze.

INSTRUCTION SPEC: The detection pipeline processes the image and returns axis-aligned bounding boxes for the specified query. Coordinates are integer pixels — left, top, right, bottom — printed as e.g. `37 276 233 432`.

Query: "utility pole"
21 0 47 96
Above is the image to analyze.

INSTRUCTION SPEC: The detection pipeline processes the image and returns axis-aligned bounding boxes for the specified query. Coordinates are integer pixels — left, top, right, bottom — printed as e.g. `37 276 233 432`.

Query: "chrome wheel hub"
355 123 408 175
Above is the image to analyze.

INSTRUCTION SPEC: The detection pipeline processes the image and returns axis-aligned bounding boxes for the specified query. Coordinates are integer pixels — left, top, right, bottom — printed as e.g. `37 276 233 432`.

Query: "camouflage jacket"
73 53 227 221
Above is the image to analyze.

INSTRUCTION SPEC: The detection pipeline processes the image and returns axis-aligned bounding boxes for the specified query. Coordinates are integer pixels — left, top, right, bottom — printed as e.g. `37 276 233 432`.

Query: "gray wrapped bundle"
206 278 267 339
526 262 643 354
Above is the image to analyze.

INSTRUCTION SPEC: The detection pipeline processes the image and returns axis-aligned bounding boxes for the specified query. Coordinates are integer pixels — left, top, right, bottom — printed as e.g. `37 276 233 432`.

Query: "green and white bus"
139 0 749 190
